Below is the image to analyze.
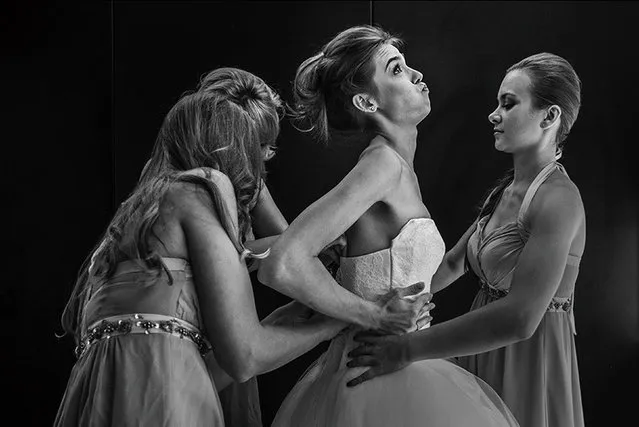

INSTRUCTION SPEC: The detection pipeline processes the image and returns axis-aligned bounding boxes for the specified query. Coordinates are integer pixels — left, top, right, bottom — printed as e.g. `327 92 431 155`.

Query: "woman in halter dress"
54 67 428 427
348 53 585 427
258 25 519 427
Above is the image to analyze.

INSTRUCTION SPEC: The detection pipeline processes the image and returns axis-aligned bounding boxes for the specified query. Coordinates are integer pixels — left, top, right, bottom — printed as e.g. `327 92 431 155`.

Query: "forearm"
430 258 465 294
251 316 343 376
431 222 477 294
259 255 381 329
250 181 288 238
406 298 526 362
206 301 335 389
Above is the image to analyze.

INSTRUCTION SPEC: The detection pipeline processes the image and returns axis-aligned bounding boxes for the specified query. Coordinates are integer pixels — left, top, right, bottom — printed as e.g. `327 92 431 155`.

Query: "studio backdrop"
4 2 637 426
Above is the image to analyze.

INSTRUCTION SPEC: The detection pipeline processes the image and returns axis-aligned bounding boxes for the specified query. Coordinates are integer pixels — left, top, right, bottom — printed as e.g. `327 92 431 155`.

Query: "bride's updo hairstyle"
292 25 403 143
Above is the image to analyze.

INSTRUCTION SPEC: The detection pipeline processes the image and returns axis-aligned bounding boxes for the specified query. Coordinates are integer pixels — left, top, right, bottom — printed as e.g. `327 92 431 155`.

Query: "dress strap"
517 161 564 224
110 257 191 277
160 257 190 271
480 186 499 214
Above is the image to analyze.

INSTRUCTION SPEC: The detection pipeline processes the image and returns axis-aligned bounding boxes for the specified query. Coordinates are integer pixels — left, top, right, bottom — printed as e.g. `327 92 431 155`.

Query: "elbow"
219 350 259 384
257 249 288 287
509 312 540 341
258 245 316 307
232 365 257 384
258 247 301 295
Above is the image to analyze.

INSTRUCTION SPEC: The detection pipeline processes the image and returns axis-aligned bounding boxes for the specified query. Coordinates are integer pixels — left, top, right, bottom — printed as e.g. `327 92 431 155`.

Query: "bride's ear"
352 93 378 114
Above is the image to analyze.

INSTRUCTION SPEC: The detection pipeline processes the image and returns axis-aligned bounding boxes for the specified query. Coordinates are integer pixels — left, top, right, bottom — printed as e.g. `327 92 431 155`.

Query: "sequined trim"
480 282 509 300
75 313 212 359
479 281 573 312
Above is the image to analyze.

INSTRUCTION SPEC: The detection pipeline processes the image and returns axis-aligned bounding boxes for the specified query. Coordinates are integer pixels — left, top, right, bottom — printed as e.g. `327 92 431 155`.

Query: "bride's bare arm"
176 177 344 383
207 300 328 391
258 144 429 332
246 180 345 272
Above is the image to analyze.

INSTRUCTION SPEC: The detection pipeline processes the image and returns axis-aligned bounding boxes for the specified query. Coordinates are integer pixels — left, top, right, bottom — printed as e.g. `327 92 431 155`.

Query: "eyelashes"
263 145 277 161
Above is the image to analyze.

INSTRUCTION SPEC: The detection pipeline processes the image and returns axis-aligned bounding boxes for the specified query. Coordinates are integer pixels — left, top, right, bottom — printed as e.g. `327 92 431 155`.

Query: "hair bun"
236 85 260 106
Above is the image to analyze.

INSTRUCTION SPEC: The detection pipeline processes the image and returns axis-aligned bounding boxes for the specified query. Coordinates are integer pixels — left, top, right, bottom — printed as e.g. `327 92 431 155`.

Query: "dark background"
3 1 637 425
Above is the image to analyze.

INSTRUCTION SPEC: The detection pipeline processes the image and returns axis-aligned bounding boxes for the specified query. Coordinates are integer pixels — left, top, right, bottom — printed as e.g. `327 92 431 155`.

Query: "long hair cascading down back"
61 68 284 343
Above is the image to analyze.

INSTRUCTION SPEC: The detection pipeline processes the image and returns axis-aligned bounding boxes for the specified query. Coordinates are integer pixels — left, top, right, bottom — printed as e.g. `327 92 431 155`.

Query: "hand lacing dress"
458 161 584 427
272 218 519 427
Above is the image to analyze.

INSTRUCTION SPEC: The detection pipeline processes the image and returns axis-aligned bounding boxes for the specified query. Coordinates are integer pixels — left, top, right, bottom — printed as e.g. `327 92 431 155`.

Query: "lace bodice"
337 218 445 302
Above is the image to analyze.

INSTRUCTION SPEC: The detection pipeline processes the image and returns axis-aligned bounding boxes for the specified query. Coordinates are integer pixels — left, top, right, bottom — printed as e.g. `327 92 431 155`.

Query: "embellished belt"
479 281 573 312
75 313 212 359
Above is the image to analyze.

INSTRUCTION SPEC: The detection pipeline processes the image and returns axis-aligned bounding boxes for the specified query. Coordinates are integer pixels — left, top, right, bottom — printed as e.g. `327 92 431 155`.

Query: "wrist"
360 303 383 330
401 333 414 364
326 319 347 340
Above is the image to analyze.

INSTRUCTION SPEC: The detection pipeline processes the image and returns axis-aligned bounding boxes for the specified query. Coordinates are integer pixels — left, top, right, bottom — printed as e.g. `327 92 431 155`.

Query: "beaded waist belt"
75 313 212 359
479 281 573 312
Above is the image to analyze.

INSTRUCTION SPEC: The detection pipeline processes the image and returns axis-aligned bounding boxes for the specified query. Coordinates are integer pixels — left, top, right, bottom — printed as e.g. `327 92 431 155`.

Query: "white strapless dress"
272 218 519 427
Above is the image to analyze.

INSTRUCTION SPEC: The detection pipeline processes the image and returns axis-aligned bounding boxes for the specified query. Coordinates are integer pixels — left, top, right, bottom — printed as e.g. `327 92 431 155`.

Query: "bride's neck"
376 123 418 166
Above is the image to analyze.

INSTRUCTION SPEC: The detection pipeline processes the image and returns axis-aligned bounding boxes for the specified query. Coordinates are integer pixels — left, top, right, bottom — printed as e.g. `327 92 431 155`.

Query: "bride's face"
369 44 431 125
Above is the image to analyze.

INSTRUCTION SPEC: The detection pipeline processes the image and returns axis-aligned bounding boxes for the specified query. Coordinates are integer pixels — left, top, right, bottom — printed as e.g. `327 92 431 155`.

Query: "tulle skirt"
273 329 519 427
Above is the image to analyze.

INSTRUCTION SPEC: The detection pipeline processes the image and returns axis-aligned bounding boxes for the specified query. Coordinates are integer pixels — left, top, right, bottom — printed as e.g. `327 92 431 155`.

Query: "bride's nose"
412 69 423 85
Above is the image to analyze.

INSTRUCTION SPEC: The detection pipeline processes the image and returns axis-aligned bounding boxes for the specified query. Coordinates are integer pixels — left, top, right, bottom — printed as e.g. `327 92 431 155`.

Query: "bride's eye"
393 64 403 75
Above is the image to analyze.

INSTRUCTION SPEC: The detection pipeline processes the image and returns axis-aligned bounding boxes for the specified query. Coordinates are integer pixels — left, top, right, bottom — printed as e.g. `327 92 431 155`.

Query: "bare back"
147 168 237 262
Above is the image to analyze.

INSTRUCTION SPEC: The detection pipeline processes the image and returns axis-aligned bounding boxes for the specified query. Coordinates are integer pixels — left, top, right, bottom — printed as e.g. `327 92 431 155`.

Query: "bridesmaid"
55 67 426 427
348 52 585 427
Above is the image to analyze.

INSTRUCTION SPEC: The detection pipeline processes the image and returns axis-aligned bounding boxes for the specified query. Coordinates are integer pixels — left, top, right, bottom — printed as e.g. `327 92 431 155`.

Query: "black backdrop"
4 2 637 425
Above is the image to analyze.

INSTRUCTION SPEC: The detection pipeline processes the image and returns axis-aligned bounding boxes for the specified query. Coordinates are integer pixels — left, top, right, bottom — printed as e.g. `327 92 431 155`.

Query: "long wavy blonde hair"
61 68 283 341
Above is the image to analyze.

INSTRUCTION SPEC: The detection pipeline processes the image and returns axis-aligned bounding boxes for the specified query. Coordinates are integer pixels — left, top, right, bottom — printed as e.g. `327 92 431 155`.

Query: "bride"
258 25 519 426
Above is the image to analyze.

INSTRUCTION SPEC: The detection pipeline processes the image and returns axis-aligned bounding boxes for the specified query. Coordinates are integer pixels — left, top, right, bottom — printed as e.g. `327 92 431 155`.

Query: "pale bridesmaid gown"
459 161 584 427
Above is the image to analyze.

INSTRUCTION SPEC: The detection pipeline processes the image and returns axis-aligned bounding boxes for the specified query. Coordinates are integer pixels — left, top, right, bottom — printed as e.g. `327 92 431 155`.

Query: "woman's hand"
346 331 411 387
376 282 433 335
